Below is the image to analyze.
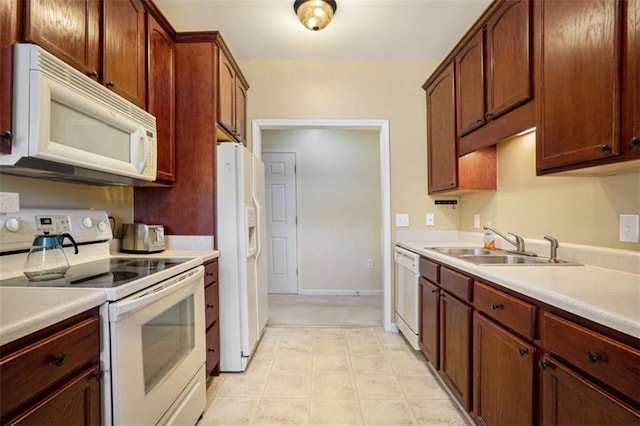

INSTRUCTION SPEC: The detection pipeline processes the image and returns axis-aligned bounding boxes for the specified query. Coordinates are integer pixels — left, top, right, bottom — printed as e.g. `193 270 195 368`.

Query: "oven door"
108 266 205 425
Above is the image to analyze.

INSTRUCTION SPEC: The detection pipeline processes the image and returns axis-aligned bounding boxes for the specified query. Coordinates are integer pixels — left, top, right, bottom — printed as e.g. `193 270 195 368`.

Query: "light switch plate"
619 215 639 242
426 213 435 226
396 213 410 227
0 192 20 213
473 213 480 229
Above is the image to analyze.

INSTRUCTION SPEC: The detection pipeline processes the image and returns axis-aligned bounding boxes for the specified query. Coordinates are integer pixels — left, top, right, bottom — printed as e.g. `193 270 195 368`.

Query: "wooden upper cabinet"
485 0 532 119
218 50 236 136
622 0 640 157
235 80 247 143
427 64 458 193
103 0 147 108
536 0 622 172
147 13 175 183
455 31 485 137
23 0 101 79
1 0 20 154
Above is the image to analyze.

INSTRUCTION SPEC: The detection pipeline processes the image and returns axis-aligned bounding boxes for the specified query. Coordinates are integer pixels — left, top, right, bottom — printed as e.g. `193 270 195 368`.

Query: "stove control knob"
82 217 93 228
97 221 107 232
5 217 20 232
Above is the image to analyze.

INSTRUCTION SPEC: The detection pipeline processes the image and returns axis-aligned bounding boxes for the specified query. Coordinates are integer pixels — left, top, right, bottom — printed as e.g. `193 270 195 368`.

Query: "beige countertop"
0 249 220 347
0 288 106 346
398 241 640 340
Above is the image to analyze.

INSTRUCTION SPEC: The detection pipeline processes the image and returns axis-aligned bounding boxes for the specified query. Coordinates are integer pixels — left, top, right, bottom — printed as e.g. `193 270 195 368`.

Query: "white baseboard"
298 289 383 296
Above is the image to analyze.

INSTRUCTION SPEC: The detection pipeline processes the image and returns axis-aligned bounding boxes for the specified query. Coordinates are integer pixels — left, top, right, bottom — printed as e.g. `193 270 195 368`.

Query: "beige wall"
459 133 640 251
263 129 382 292
239 59 459 236
0 175 134 227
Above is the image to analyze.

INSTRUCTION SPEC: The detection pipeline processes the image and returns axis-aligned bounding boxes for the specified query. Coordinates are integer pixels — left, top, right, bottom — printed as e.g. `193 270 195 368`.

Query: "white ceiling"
154 0 492 61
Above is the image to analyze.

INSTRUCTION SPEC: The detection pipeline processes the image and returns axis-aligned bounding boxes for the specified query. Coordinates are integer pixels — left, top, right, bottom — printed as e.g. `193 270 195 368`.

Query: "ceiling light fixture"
294 0 337 31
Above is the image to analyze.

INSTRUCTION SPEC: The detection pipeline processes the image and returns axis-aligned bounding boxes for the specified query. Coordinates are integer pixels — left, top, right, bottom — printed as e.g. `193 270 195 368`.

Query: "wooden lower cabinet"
539 355 640 425
419 277 440 368
473 313 535 426
204 259 220 378
439 291 472 410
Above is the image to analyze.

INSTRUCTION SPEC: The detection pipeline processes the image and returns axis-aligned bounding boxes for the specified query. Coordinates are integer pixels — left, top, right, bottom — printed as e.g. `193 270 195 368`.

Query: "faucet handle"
508 232 526 252
544 235 559 248
544 235 559 263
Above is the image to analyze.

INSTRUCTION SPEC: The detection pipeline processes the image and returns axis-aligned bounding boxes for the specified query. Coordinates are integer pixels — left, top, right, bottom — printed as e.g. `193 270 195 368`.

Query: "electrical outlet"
366 259 373 269
396 214 409 227
619 215 639 243
426 213 435 226
473 213 480 229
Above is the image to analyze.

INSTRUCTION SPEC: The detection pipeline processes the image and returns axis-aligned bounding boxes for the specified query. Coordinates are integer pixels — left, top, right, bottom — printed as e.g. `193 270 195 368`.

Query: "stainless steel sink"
426 247 582 266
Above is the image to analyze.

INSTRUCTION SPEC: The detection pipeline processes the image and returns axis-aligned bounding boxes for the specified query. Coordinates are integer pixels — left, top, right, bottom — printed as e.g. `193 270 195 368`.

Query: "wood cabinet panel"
0 0 20 154
205 281 219 330
542 311 640 402
455 30 485 136
536 0 622 171
485 0 532 119
103 0 146 108
147 13 175 183
426 64 457 193
622 0 640 157
24 0 101 78
419 257 439 283
204 260 219 285
439 291 472 410
6 364 101 426
440 267 472 302
235 80 247 142
419 277 439 369
473 313 534 426
474 281 535 339
0 316 100 419
206 320 220 377
540 355 640 425
218 51 235 135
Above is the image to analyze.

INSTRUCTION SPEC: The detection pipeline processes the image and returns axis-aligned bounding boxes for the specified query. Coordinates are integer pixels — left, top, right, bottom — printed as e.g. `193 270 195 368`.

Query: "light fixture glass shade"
294 0 337 31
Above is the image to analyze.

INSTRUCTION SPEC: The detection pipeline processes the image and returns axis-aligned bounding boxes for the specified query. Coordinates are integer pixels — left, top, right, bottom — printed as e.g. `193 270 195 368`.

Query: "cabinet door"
455 31 485 136
0 0 19 154
622 0 640 157
103 0 146 108
485 0 532 119
7 364 101 425
147 14 175 182
419 277 439 369
218 51 235 135
540 355 640 425
536 0 622 171
426 63 457 193
473 313 534 426
206 321 220 377
23 0 101 79
439 291 472 410
235 80 247 143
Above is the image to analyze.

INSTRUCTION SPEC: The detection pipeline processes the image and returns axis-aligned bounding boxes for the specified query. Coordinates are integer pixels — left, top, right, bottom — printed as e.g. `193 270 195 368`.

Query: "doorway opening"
252 119 392 332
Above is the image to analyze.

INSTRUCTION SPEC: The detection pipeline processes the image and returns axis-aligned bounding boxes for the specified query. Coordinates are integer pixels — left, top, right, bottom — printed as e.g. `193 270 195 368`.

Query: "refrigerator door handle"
253 196 262 261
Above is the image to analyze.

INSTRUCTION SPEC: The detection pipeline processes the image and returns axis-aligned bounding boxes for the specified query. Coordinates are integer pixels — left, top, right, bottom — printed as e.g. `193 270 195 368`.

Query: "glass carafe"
23 232 79 281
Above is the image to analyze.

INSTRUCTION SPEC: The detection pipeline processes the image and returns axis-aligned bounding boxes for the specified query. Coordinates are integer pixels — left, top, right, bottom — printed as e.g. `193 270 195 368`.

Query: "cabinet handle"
207 348 216 353
476 118 483 123
600 144 611 152
106 81 115 88
53 353 67 367
431 289 438 293
631 136 640 147
94 371 104 381
485 112 492 119
539 358 551 370
490 303 502 310
87 70 99 78
586 351 599 363
206 272 215 276
518 347 528 356
207 304 215 309
1 130 13 140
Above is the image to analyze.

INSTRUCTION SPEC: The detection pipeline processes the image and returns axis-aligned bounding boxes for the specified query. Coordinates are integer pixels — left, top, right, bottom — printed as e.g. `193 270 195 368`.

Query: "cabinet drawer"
419 257 439 283
204 260 218 286
474 281 535 339
205 281 219 329
0 316 100 418
206 321 220 377
440 267 472 302
542 312 640 402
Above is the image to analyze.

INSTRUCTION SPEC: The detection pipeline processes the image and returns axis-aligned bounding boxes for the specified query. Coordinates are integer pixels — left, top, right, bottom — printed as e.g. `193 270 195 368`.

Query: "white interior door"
263 152 298 294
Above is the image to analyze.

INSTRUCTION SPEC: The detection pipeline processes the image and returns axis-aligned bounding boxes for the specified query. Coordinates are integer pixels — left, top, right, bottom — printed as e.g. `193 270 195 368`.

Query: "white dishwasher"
394 246 420 350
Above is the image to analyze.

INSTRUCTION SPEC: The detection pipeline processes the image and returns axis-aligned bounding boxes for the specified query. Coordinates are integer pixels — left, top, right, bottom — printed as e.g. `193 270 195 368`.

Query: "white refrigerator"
217 143 269 372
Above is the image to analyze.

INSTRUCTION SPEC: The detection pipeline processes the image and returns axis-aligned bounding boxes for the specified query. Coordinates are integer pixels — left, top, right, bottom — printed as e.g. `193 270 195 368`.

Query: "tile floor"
198 326 469 425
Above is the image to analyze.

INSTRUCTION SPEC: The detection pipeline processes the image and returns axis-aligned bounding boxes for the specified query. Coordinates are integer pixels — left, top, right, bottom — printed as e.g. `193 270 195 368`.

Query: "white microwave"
0 44 157 185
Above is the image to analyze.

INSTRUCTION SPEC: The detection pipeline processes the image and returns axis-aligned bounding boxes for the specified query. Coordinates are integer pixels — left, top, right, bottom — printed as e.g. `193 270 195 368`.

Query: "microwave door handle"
135 128 150 173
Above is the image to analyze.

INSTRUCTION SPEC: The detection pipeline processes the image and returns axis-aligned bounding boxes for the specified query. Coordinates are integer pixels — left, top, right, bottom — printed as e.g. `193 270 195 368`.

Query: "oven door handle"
109 267 203 320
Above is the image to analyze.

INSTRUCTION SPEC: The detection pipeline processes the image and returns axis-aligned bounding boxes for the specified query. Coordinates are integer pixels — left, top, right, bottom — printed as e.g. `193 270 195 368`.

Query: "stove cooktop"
0 257 189 289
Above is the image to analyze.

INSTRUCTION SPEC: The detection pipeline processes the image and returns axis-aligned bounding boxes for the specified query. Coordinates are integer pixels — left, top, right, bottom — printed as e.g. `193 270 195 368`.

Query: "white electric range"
0 209 207 425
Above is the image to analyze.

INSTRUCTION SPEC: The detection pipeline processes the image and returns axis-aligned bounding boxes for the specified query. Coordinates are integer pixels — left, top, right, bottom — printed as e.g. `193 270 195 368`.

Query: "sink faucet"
544 235 559 263
483 225 535 256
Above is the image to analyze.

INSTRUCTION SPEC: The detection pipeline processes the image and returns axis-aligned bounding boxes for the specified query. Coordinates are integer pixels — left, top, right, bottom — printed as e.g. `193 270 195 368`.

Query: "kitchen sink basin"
425 247 581 266
458 254 550 265
426 247 501 256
